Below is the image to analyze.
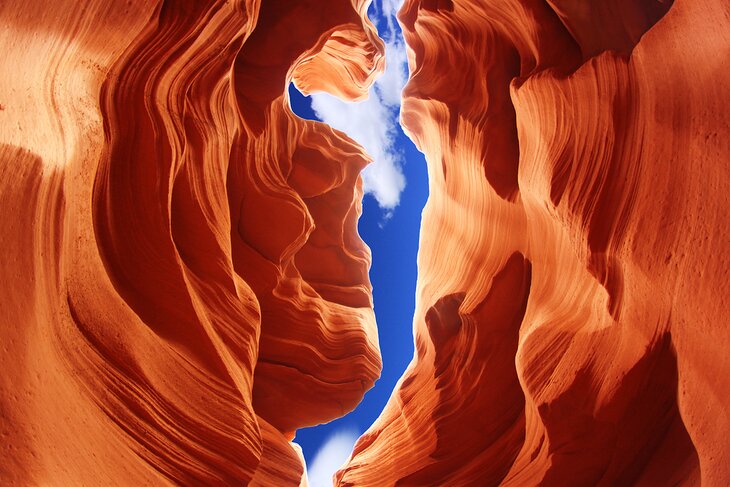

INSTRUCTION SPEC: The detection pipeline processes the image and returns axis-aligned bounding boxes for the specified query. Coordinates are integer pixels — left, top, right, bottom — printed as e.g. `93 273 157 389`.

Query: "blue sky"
288 1 428 485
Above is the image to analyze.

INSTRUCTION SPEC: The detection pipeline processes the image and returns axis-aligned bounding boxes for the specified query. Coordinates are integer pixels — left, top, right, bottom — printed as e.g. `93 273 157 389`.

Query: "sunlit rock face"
339 0 730 485
0 1 383 484
3 0 729 484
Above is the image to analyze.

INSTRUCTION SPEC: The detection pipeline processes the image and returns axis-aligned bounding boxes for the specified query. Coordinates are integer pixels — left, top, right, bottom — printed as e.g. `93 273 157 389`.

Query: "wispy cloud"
309 0 407 214
305 427 360 487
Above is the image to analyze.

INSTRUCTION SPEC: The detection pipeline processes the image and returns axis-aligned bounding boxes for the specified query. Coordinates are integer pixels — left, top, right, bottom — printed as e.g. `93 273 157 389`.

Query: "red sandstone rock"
338 0 730 485
2 0 729 485
0 1 382 484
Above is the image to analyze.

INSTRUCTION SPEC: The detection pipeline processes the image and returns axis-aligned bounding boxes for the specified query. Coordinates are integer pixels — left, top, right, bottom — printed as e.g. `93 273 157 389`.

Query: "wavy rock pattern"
3 0 729 485
0 0 383 484
339 0 730 485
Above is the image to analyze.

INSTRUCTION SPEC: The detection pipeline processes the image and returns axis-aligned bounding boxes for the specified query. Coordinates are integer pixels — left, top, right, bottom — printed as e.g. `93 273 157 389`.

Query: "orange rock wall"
339 0 730 485
0 1 384 485
2 0 729 485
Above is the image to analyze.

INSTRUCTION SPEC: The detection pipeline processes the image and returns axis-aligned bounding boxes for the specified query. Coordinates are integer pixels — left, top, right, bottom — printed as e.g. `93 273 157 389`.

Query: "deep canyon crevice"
1 0 729 486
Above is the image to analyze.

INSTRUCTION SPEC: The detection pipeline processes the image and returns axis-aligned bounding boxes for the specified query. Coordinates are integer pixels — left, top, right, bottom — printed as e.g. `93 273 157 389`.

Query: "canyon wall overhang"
0 1 384 484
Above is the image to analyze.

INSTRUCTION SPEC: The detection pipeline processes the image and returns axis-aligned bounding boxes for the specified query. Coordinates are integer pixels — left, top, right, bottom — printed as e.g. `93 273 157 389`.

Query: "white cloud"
379 0 405 35
306 427 360 487
308 0 408 212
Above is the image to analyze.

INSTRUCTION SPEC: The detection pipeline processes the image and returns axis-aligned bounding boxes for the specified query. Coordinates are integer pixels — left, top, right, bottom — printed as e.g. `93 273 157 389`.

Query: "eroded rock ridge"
338 0 730 485
0 1 383 484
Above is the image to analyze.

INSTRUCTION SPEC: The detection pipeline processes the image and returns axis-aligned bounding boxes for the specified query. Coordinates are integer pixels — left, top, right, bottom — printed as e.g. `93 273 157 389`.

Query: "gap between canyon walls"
286 1 428 485
1 0 728 485
291 0 693 485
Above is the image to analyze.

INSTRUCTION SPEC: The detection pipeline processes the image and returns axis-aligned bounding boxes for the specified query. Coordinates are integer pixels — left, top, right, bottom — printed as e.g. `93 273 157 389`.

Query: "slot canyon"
0 0 728 486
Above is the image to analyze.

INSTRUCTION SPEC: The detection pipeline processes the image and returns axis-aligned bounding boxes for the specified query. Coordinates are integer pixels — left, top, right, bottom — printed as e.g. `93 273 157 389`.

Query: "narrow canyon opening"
287 2 428 484
2 0 727 485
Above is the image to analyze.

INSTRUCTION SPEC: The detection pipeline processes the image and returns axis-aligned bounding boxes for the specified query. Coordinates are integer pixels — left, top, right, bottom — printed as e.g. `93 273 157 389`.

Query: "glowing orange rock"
0 0 382 484
3 0 729 484
339 0 730 485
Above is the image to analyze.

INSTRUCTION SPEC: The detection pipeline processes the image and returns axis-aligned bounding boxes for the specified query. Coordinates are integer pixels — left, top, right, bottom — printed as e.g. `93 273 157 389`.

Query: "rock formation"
2 0 729 485
338 0 730 485
0 1 383 484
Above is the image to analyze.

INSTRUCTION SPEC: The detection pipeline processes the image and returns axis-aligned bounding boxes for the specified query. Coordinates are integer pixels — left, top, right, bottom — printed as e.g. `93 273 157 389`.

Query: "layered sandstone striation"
0 1 384 485
339 0 730 485
3 0 729 485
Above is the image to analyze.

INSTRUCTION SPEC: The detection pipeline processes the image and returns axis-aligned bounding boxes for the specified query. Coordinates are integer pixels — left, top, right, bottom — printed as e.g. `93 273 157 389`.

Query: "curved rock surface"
0 0 383 484
3 0 729 485
339 0 730 485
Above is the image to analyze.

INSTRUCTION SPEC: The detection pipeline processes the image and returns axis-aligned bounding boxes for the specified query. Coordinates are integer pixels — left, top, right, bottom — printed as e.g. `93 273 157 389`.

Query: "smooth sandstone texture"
0 1 383 485
2 0 729 485
339 0 729 485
